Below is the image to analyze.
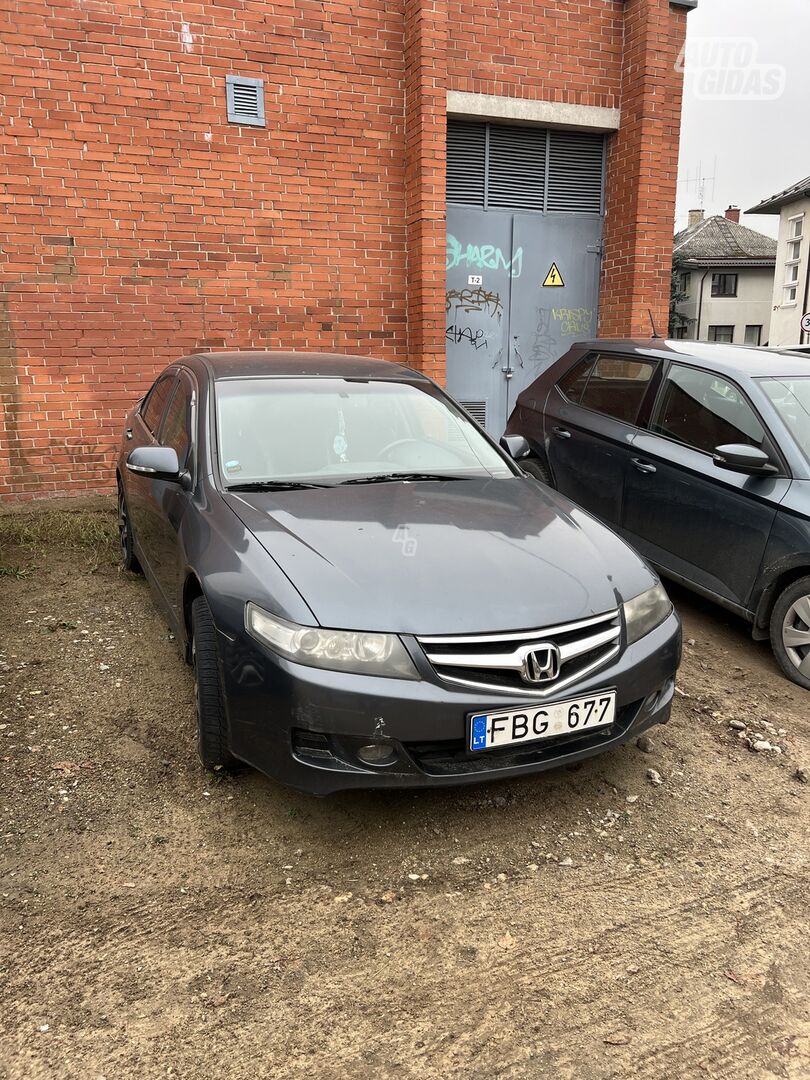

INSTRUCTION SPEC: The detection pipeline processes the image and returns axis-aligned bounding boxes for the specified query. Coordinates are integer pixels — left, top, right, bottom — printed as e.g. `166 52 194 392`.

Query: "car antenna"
648 309 662 339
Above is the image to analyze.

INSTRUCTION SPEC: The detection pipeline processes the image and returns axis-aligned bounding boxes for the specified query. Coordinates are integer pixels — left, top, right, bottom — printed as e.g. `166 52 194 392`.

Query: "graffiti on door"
445 285 504 351
445 325 488 350
446 234 523 278
552 307 594 336
445 287 503 318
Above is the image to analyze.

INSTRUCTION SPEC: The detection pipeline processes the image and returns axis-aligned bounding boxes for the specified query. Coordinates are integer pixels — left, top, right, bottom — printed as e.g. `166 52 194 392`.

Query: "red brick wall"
599 0 688 338
445 0 623 108
0 0 688 499
0 0 410 498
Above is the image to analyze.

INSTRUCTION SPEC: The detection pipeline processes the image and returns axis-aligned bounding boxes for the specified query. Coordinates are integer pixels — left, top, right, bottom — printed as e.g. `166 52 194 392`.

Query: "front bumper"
220 611 681 795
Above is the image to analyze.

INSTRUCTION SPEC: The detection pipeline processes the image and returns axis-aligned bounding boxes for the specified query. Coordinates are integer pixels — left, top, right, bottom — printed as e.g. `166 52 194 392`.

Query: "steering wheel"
378 438 422 462
377 437 470 469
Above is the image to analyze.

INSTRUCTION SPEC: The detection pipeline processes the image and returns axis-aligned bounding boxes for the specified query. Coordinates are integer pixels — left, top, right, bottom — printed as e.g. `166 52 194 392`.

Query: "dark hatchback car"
505 339 810 688
117 351 680 794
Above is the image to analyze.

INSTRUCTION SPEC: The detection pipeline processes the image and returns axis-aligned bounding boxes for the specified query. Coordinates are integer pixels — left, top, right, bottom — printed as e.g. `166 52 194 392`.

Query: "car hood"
223 478 656 634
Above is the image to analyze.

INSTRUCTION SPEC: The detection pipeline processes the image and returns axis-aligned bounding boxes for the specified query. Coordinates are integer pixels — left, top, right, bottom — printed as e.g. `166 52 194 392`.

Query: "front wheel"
191 595 237 770
769 576 810 690
521 457 552 485
118 484 142 574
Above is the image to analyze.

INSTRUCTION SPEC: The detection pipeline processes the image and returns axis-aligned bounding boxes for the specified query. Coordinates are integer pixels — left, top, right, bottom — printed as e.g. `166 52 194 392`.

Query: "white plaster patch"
180 22 194 53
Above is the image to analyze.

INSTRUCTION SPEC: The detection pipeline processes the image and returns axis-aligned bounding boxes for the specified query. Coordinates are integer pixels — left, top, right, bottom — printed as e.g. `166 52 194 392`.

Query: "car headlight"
623 583 672 645
245 602 419 680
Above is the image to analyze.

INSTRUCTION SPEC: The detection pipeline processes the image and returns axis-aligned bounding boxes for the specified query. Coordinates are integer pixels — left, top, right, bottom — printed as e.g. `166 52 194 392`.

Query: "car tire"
522 457 552 485
769 576 810 689
191 595 237 770
118 483 142 574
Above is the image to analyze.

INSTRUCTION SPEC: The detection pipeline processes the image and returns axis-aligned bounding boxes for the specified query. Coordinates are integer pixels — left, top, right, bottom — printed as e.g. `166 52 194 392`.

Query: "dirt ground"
0 498 808 1080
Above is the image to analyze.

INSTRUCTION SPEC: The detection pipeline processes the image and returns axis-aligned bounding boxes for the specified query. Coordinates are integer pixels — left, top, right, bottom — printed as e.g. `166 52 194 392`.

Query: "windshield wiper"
226 480 329 492
338 472 469 486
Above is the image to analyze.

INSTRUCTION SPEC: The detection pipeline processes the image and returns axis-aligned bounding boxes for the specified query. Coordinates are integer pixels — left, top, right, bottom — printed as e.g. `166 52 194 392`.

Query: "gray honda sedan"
117 351 680 794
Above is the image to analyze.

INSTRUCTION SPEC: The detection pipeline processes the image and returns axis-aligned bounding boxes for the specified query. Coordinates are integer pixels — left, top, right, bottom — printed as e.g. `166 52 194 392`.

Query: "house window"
674 325 689 340
711 273 738 297
680 272 692 294
708 325 734 343
784 215 803 307
744 325 763 346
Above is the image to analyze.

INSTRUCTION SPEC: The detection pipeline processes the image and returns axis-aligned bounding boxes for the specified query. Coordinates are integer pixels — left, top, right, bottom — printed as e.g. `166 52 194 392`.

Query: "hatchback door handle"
553 427 572 440
632 458 656 474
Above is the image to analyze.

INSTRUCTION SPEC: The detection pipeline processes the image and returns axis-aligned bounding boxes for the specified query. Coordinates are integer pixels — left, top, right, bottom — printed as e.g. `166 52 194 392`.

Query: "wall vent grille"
459 400 487 427
447 120 604 215
226 76 266 127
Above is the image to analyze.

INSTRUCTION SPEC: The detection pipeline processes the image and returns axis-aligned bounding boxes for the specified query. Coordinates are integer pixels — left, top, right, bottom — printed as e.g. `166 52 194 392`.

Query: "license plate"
469 690 616 752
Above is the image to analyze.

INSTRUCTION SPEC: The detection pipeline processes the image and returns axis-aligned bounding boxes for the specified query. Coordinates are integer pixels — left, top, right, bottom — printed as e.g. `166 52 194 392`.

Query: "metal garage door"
446 120 605 436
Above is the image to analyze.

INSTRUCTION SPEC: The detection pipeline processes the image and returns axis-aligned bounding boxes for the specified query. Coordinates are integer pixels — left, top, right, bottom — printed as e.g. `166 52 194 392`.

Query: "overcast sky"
675 0 809 237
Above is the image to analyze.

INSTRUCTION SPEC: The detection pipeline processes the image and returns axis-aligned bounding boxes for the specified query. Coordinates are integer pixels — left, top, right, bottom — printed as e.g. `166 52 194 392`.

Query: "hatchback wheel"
522 457 552 485
118 484 142 574
191 595 237 770
770 576 810 689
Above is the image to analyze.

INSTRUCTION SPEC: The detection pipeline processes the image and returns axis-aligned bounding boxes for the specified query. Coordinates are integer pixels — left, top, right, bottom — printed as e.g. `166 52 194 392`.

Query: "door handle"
125 428 133 440
552 427 572 439
632 458 656 474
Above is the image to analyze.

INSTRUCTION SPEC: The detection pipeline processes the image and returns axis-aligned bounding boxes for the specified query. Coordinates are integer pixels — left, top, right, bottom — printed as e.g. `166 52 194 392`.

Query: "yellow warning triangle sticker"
542 263 565 287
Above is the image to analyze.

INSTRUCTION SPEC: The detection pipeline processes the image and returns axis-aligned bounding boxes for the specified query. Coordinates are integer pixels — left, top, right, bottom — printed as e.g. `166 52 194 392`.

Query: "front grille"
416 609 621 696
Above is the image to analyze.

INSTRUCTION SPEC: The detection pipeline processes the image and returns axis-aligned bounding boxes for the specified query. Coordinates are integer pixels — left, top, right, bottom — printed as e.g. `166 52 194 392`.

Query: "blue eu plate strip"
471 714 488 751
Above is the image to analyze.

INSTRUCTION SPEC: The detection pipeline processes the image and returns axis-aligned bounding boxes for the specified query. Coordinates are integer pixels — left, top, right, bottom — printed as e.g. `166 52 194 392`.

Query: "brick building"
0 0 696 498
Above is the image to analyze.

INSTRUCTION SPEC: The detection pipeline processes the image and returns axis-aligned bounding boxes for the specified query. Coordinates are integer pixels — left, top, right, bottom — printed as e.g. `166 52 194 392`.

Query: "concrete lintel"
446 91 620 133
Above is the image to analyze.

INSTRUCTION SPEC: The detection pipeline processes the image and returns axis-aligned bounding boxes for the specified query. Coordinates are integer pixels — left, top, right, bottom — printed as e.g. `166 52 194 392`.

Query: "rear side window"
651 365 764 455
159 378 192 468
141 375 175 435
557 357 596 403
574 354 658 425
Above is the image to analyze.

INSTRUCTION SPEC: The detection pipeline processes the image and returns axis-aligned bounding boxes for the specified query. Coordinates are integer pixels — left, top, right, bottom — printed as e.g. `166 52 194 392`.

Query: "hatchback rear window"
560 353 658 425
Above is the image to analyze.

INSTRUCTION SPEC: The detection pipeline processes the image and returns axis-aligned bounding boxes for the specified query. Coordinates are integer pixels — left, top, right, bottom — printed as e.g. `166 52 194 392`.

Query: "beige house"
749 177 810 347
672 208 776 346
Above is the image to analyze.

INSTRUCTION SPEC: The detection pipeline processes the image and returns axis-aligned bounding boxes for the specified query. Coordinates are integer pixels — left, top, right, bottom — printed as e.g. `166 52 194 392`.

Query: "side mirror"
499 434 531 461
126 446 183 482
713 443 778 476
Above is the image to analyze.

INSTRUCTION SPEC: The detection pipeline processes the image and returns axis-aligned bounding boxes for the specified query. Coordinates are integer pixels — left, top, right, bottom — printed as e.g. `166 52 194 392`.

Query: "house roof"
748 176 810 215
673 215 777 267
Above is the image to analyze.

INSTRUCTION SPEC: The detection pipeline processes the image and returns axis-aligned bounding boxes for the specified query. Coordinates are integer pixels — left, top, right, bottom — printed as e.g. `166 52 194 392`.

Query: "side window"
578 354 658 425
557 356 596 404
651 366 764 455
159 377 192 468
141 375 175 435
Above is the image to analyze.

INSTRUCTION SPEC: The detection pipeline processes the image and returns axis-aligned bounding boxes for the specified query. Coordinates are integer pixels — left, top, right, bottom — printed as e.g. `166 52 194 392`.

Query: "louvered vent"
447 121 604 214
226 75 266 127
446 120 486 208
546 131 604 213
488 125 546 212
459 400 487 428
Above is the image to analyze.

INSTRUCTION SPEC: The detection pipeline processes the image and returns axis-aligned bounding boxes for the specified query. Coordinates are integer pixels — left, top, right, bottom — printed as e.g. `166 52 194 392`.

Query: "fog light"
356 742 397 766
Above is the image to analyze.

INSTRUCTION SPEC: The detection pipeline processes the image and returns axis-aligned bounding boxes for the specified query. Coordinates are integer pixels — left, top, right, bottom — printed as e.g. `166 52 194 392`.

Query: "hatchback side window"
557 356 596 404
159 377 192 468
651 365 764 454
578 354 658 424
141 375 175 435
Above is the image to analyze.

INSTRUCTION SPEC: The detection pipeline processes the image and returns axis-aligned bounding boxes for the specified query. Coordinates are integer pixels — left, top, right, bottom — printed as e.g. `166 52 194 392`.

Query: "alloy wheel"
781 594 810 678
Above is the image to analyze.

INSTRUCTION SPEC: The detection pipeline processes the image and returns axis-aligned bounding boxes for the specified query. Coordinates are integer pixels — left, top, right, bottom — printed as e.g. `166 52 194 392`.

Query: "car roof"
181 350 428 382
572 339 810 380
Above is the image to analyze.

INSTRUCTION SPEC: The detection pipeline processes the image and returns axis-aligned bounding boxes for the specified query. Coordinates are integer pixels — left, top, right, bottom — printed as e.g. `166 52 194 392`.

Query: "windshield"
215 377 513 486
759 377 810 463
